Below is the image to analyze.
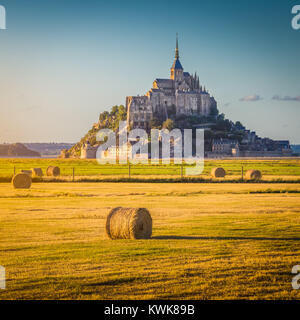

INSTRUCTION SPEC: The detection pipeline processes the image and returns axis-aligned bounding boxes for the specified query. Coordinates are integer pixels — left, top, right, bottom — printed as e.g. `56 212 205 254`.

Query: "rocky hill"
66 102 293 159
65 104 248 158
67 105 127 158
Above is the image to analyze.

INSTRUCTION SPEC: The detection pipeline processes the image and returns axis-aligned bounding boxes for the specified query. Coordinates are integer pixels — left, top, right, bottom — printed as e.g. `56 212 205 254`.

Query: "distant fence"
9 163 247 181
2 157 299 183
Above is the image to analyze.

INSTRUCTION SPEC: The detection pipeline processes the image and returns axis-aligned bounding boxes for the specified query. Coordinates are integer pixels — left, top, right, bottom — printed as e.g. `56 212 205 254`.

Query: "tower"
170 33 183 81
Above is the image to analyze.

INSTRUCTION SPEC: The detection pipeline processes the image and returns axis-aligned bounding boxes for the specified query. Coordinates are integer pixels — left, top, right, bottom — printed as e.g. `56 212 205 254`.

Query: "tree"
117 105 126 121
235 121 245 131
209 104 219 116
162 119 175 131
218 113 225 121
187 115 201 125
99 111 109 122
215 118 232 131
149 117 162 129
110 105 119 115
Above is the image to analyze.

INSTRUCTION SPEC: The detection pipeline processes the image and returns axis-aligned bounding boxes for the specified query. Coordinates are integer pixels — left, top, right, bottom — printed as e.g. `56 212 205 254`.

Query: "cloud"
223 103 230 107
272 95 300 101
239 95 262 102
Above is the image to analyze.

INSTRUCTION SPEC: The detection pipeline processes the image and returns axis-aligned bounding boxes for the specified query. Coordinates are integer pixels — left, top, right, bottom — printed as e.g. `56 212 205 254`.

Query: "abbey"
126 35 217 130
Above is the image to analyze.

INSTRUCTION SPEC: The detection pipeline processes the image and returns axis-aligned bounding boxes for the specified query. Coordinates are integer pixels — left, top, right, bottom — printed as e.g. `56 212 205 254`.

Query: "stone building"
81 141 97 159
126 35 217 130
99 140 148 162
211 139 239 155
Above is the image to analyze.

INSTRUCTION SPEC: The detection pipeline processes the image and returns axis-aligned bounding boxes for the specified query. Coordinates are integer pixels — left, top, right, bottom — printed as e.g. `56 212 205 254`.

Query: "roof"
150 88 161 92
171 58 183 70
155 78 173 83
212 139 238 145
154 78 174 89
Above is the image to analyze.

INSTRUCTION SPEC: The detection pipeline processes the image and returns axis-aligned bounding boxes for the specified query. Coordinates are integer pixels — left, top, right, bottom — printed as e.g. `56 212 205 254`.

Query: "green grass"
0 158 300 183
0 182 300 299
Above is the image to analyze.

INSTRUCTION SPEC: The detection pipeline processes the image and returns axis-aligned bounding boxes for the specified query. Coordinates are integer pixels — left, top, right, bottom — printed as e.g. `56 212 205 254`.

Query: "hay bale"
21 170 32 176
46 166 60 177
31 168 43 177
12 173 32 189
211 167 226 178
245 169 262 180
106 207 152 240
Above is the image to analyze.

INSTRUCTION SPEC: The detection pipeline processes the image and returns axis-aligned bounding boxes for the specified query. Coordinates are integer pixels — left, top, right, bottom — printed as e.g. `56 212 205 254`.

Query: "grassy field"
0 181 300 299
0 158 300 182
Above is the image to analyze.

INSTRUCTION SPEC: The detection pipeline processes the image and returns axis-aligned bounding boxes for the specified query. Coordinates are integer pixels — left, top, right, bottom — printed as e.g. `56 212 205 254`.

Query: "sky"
0 0 299 143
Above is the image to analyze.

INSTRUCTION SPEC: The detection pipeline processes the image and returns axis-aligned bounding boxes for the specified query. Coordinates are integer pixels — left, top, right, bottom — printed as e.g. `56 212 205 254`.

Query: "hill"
67 105 127 157
0 143 41 157
66 104 292 158
24 143 74 157
66 104 247 158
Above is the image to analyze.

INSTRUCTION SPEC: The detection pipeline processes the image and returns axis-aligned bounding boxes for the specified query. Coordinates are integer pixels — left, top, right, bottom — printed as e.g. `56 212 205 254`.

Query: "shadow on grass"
152 235 300 241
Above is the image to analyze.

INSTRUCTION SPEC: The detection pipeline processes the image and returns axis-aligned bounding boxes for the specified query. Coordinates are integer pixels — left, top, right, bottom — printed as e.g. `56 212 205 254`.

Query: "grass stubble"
0 181 300 300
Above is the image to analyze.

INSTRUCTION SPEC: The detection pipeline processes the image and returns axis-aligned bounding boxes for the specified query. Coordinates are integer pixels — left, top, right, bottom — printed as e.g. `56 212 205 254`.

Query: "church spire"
170 33 183 79
175 33 179 59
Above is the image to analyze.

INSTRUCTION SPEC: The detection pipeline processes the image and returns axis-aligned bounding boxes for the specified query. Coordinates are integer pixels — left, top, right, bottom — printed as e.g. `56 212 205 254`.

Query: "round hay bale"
46 166 60 177
12 173 32 189
31 168 43 177
106 207 152 240
245 169 262 181
211 167 226 178
21 170 32 176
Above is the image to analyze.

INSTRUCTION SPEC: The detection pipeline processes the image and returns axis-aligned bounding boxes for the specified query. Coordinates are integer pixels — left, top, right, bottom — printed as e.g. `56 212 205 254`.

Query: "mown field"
0 158 300 182
0 182 300 300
